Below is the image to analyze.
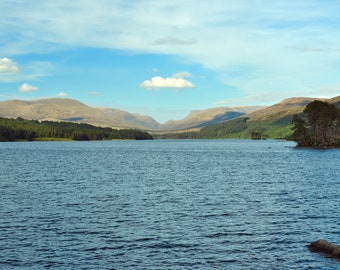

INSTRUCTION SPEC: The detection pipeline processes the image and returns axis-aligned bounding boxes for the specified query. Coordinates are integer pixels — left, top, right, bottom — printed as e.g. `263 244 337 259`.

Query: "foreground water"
0 140 339 269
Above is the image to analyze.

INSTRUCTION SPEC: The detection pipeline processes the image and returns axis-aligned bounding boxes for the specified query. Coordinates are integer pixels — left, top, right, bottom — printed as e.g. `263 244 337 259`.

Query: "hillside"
99 108 160 130
198 96 340 139
160 106 263 131
245 97 318 121
329 95 340 107
0 98 159 130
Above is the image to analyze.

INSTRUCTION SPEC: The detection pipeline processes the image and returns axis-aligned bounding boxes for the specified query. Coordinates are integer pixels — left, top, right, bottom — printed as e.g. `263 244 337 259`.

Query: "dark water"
0 140 339 269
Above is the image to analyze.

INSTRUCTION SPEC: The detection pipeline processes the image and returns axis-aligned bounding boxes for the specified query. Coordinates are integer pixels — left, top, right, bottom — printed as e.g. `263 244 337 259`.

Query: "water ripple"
0 140 339 269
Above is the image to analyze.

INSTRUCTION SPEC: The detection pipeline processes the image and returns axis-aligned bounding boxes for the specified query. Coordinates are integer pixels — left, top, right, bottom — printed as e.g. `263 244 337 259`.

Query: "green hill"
199 115 293 139
155 96 340 139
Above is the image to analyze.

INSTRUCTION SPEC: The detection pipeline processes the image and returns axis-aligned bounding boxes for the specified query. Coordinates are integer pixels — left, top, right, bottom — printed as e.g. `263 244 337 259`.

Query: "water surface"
0 140 339 269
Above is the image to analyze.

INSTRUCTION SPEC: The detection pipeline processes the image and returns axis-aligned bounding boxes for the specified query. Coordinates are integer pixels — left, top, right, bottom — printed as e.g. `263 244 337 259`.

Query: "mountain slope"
160 106 263 131
245 97 320 121
329 95 340 107
199 96 340 139
0 98 158 130
99 108 160 130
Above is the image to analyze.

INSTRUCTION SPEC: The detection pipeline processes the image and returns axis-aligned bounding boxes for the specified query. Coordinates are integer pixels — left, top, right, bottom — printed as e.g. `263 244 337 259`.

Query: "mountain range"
0 98 262 131
0 96 339 134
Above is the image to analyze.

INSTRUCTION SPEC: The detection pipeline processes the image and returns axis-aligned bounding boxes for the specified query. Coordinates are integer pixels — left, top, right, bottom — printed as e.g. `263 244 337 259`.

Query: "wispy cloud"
152 24 196 46
19 83 39 93
172 71 193 78
88 91 103 97
216 83 340 107
1 1 340 99
153 37 196 46
287 46 340 53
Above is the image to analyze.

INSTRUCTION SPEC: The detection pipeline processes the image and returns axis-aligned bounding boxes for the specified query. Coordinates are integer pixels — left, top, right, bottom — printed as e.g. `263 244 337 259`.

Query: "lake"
0 140 339 269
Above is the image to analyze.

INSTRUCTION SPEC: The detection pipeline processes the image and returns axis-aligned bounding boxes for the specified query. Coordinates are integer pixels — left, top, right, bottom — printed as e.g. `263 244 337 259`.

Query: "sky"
1 0 340 123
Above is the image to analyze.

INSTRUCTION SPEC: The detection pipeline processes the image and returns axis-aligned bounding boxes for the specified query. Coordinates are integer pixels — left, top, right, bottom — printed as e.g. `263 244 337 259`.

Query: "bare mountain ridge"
0 98 159 130
98 108 160 130
244 97 321 121
0 98 263 131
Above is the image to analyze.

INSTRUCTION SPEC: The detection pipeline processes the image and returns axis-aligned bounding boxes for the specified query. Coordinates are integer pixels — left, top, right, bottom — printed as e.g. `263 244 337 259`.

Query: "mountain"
0 98 263 131
0 98 159 130
160 106 263 131
245 97 321 121
98 108 160 130
1 96 338 135
198 96 340 139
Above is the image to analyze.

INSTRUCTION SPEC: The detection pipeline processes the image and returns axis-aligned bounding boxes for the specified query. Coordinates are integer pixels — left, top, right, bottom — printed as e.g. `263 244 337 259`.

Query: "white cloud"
19 83 39 93
57 92 69 97
140 76 195 90
0 57 19 73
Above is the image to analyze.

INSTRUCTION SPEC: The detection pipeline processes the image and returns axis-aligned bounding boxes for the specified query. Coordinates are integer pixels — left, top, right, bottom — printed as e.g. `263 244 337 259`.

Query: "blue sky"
1 0 340 123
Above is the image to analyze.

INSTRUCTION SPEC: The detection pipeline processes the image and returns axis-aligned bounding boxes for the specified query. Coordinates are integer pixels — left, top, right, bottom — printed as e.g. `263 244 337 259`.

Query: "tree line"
0 117 153 141
291 100 340 148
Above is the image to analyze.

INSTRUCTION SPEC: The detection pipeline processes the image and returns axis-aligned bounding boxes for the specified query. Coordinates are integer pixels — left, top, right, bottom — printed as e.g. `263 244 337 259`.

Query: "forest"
291 100 340 148
0 117 153 141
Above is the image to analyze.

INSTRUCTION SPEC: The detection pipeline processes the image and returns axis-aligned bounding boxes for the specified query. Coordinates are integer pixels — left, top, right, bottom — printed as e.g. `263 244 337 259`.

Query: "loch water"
0 140 339 269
